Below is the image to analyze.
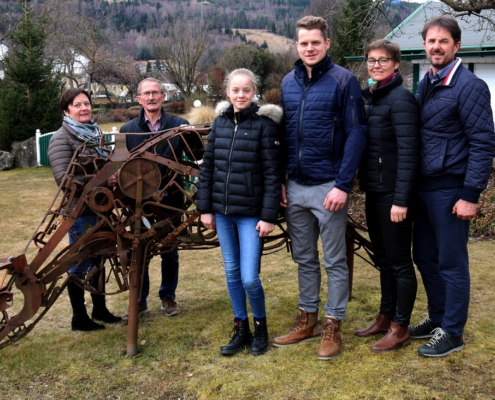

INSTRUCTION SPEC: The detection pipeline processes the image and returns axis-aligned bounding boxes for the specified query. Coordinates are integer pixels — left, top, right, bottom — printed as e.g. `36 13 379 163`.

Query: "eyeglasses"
138 91 162 98
366 57 392 67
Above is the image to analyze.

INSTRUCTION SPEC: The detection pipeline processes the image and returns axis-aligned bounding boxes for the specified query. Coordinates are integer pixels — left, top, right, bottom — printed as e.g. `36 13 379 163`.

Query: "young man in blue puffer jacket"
273 15 367 360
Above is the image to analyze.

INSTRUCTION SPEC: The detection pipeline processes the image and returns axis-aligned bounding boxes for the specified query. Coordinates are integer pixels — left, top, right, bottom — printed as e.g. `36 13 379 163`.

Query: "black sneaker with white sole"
408 316 441 339
417 328 464 357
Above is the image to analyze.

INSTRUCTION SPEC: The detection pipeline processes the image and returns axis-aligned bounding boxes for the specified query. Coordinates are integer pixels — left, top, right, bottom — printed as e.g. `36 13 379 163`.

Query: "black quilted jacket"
416 60 495 203
359 74 419 207
197 101 282 223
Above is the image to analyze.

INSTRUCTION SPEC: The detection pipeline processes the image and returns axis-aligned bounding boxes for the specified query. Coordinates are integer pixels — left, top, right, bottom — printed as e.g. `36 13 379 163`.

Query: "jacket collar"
216 101 259 123
365 73 404 99
138 107 167 128
424 58 463 87
294 55 333 83
215 101 283 125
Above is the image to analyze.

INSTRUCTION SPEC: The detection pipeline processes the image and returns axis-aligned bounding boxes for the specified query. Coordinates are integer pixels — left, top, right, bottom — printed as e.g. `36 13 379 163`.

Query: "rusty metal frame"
0 124 374 355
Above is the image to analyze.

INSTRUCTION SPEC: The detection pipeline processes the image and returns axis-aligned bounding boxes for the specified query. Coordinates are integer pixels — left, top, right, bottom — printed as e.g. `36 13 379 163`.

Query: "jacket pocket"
245 171 253 195
432 139 448 173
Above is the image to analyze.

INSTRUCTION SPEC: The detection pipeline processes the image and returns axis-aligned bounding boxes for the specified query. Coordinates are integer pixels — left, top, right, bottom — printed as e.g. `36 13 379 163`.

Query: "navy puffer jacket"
417 60 495 203
360 74 419 207
197 101 282 223
280 55 367 192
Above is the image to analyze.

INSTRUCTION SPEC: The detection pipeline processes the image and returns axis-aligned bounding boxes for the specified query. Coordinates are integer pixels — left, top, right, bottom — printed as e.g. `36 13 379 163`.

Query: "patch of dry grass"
0 168 495 399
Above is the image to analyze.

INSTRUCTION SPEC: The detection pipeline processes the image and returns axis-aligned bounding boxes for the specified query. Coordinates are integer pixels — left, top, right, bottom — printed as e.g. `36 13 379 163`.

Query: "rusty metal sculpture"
0 125 373 356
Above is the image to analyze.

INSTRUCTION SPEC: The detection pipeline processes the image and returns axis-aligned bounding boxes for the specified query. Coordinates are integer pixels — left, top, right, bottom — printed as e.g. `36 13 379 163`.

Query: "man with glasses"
410 17 495 357
273 16 367 360
120 78 200 318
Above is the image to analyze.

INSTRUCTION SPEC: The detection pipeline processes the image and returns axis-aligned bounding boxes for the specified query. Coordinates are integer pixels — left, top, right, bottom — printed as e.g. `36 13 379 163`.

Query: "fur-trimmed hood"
215 101 283 125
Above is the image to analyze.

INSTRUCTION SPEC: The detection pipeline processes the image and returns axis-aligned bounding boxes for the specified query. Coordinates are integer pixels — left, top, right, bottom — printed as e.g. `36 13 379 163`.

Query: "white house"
0 43 8 79
384 0 495 110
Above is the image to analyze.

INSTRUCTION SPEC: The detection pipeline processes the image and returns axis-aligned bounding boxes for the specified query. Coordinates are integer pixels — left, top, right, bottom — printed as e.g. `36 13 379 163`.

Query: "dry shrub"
185 105 216 124
263 88 281 105
471 171 495 237
94 108 140 124
165 101 186 114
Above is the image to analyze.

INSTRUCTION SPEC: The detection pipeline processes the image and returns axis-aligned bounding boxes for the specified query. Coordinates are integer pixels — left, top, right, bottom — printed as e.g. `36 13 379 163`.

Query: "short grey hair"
137 78 164 95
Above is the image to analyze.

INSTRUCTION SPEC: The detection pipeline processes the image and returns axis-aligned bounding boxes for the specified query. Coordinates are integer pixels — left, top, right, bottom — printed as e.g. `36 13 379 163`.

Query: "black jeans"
365 192 417 326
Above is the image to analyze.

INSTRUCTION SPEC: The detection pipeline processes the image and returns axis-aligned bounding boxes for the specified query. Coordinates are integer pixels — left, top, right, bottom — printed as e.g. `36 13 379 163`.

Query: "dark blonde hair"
296 15 328 41
224 68 260 89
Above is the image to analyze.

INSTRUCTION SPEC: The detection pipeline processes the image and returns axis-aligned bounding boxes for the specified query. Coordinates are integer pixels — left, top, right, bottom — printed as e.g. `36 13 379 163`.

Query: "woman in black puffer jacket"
354 40 419 352
197 68 282 357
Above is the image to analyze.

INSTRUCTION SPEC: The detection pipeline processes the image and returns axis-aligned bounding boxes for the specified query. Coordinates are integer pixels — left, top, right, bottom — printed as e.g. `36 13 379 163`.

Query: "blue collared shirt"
428 58 459 84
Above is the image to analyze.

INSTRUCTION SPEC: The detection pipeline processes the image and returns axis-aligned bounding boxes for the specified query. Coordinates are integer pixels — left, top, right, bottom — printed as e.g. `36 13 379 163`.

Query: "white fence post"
35 129 41 167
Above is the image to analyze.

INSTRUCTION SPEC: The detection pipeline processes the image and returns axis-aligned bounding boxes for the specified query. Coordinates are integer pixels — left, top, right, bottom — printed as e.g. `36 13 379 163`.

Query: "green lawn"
0 168 494 399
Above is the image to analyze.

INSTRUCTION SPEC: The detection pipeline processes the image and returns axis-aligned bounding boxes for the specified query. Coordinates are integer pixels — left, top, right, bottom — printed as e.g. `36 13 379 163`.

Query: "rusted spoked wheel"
118 158 161 200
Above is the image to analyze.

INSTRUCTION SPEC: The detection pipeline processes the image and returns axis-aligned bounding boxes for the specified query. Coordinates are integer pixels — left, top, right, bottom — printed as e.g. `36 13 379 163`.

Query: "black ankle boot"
67 281 105 332
91 294 122 323
220 319 253 356
250 319 269 356
90 270 122 323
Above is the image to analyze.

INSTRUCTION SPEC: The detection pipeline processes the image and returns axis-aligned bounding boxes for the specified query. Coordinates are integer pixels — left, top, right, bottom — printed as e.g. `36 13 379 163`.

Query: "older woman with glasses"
354 40 420 352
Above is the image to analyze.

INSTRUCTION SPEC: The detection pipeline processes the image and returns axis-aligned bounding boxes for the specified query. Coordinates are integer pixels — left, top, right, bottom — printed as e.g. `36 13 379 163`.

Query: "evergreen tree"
330 0 376 67
0 5 63 151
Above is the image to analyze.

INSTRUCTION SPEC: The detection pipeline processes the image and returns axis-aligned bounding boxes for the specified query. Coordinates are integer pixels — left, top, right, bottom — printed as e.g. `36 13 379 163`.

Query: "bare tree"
441 0 495 12
92 53 144 100
153 19 213 99
42 0 120 92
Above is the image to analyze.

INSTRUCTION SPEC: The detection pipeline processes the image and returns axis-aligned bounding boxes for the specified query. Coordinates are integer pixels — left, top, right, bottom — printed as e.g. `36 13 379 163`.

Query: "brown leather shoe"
354 314 392 337
273 308 320 346
161 298 180 316
317 316 341 360
370 321 411 353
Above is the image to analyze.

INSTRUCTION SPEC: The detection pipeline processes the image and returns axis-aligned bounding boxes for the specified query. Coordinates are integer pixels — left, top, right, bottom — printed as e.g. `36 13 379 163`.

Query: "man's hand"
323 187 348 211
453 199 477 220
106 169 120 187
201 213 216 230
280 183 288 208
256 221 275 237
391 205 408 223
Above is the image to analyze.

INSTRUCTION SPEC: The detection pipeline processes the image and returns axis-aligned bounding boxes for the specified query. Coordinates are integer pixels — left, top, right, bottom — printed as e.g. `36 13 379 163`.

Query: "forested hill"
1 0 420 61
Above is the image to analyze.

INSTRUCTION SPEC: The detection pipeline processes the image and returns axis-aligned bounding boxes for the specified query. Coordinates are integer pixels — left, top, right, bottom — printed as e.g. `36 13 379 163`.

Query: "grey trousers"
285 179 349 319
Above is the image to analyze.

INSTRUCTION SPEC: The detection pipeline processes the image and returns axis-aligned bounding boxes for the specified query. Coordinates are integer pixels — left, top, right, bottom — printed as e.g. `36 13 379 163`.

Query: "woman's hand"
280 183 288 208
391 205 407 223
256 221 274 237
106 169 120 187
201 213 216 230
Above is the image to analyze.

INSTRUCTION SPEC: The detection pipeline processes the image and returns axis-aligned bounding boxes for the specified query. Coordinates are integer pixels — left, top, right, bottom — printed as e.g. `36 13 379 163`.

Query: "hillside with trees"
0 0 422 149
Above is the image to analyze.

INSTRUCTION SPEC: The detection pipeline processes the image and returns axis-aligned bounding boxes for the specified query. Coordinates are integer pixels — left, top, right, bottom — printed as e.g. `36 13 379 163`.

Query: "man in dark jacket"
120 78 195 318
410 17 495 357
273 16 367 360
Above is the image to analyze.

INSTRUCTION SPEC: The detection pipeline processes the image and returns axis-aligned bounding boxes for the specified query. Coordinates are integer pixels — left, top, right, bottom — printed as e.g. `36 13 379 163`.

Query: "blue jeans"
215 213 266 320
413 188 470 337
68 215 98 278
139 250 179 307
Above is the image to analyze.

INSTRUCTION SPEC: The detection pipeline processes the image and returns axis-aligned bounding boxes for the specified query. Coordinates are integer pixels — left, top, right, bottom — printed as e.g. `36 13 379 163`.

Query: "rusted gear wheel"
118 158 161 200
